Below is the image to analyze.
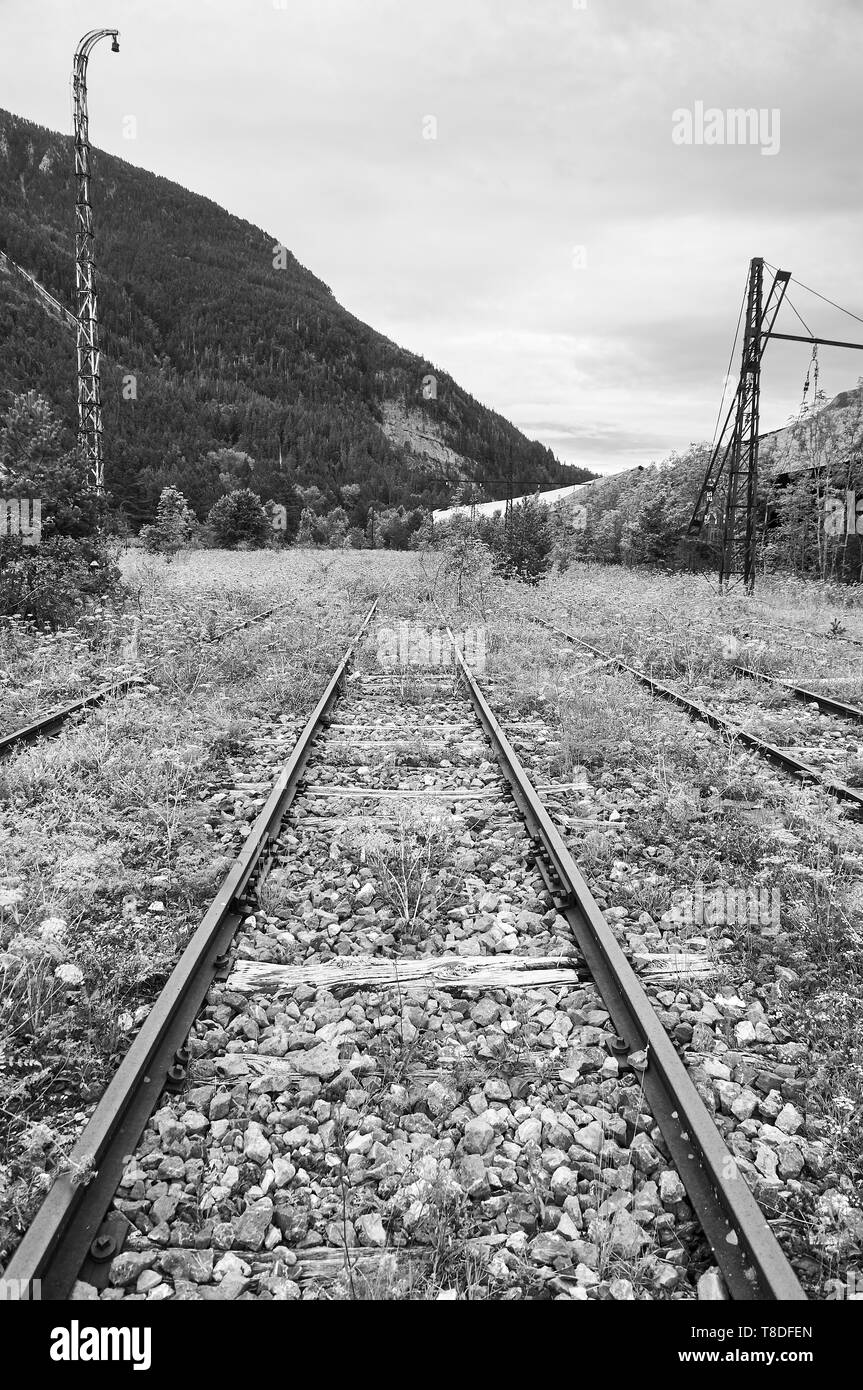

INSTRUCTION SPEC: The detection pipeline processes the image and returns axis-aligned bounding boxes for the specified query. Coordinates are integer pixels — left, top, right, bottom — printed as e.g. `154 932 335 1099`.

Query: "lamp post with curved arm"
73 29 119 495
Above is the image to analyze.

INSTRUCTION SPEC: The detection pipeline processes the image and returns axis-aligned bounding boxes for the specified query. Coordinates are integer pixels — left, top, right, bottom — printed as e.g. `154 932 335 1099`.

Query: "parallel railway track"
5 602 804 1301
532 616 863 817
733 664 863 723
0 599 297 761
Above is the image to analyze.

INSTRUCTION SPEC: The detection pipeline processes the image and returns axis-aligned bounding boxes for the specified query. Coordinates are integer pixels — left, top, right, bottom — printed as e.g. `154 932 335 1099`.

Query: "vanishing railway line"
5 600 804 1301
0 599 298 761
749 608 863 653
734 664 863 723
532 615 863 818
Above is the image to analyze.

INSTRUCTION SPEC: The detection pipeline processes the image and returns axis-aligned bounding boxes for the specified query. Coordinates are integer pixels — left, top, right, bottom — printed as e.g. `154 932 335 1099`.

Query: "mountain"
759 383 863 481
0 110 593 529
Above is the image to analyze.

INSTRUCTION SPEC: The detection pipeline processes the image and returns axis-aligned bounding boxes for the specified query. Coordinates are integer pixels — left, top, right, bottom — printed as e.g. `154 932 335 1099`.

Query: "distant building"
433 479 603 526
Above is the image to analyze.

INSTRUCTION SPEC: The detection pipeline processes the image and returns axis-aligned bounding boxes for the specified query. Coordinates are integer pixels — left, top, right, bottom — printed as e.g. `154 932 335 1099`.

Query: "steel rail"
734 664 863 724
0 678 143 760
533 616 863 816
3 601 377 1298
0 601 302 760
202 598 295 645
751 610 863 651
446 624 806 1300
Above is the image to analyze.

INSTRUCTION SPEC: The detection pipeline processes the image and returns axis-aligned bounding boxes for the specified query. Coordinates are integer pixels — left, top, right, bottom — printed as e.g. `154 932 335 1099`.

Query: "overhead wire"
782 292 815 339
711 269 748 451
765 259 863 330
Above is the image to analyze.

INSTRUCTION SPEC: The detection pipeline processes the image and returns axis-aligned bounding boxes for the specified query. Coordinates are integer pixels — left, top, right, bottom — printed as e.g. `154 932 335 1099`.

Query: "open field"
2 552 861 1299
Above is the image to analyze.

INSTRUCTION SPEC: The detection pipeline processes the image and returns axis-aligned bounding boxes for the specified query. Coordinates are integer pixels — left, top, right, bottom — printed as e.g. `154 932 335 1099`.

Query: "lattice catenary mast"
72 29 119 494
688 258 789 592
688 256 863 592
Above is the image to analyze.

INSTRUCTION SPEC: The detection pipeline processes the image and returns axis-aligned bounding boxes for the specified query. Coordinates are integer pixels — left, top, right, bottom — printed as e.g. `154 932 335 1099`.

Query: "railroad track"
532 616 863 817
5 600 804 1301
0 599 297 761
733 664 863 724
750 608 863 652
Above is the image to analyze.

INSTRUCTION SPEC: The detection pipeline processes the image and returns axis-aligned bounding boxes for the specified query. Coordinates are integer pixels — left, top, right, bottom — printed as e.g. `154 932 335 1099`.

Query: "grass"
4 545 863 1297
474 561 863 1297
0 548 419 1270
356 805 465 940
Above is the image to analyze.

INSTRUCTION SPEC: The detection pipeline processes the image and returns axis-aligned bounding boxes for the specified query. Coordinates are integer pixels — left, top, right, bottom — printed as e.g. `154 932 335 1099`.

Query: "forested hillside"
0 109 590 528
569 384 863 581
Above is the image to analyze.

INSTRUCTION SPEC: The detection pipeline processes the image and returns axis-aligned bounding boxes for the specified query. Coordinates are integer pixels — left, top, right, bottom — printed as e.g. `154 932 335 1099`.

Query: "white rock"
356 1212 387 1248
730 1088 759 1121
556 1211 582 1240
776 1103 803 1135
345 1131 374 1155
214 1253 251 1281
697 1267 728 1300
70 1280 99 1300
609 1278 636 1300
574 1120 605 1155
244 1123 272 1165
754 1144 779 1181
463 1118 495 1154
516 1117 542 1145
659 1170 686 1205
273 1156 295 1188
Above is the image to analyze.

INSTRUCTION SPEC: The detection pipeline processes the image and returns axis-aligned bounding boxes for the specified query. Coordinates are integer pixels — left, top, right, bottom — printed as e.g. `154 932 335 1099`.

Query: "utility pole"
73 29 119 495
720 257 763 591
688 258 790 593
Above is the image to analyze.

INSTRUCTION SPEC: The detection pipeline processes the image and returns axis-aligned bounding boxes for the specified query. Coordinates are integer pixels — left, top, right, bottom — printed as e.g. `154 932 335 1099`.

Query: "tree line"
564 390 863 584
0 109 587 531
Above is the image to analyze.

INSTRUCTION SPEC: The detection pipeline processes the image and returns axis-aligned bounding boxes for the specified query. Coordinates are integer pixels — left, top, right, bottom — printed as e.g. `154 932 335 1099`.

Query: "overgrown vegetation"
207 487 271 549
0 391 124 625
561 385 863 583
358 805 465 940
0 549 408 1270
486 564 863 1295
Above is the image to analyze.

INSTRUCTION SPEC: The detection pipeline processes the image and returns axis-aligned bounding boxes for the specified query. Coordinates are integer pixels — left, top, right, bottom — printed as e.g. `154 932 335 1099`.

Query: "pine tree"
479 498 554 582
140 486 196 559
0 391 101 537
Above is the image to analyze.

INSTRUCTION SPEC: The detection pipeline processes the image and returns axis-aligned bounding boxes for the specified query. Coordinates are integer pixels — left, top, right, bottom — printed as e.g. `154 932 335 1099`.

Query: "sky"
3 0 863 475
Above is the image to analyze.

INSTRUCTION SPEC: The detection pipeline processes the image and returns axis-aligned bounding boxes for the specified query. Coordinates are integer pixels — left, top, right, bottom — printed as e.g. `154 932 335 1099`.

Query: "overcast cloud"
3 0 863 474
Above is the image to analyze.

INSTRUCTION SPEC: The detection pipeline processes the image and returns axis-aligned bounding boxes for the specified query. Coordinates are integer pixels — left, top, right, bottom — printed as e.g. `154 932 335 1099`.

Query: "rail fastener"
3 601 378 1298
532 615 863 817
448 618 806 1301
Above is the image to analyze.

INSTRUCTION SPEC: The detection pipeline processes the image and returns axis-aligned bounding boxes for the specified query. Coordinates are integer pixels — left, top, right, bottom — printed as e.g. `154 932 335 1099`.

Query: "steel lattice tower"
688 257 790 592
719 257 764 590
72 29 119 494
689 258 863 591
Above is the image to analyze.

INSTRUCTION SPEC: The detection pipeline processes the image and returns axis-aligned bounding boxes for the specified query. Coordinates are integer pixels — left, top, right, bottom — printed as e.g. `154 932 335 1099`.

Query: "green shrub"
0 536 123 628
206 489 269 548
479 498 554 582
